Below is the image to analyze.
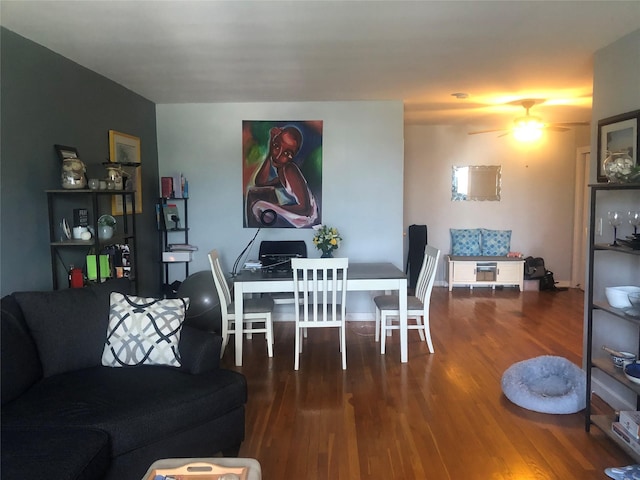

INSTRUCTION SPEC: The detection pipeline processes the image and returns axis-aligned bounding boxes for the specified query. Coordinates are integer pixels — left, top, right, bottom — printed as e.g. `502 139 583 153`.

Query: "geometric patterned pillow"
450 228 482 256
481 229 512 256
102 293 189 368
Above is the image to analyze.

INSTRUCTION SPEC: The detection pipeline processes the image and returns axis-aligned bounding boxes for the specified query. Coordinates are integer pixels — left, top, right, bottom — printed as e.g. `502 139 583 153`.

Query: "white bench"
447 255 524 291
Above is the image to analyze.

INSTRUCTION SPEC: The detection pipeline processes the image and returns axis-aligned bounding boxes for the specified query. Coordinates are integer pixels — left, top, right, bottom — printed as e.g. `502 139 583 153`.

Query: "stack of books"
612 411 640 454
163 243 197 263
167 243 198 252
243 259 262 270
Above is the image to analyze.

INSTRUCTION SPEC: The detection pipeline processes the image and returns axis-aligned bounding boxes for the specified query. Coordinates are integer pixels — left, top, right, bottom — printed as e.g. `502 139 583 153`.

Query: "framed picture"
54 144 79 161
109 130 142 214
597 109 640 182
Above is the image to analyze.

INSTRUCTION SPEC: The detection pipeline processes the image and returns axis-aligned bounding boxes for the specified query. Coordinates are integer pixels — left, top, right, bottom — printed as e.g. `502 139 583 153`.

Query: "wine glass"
629 211 640 235
608 211 623 246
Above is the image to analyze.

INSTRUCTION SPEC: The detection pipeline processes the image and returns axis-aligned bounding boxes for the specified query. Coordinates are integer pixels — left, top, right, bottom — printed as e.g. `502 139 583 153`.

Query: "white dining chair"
291 257 349 370
374 245 440 354
208 249 274 358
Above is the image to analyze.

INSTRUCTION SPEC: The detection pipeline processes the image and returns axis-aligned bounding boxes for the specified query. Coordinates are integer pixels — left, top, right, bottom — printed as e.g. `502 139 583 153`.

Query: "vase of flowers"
312 224 342 258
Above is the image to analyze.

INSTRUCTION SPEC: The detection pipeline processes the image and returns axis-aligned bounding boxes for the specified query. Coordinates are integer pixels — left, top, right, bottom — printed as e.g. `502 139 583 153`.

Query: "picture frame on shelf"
54 144 79 162
597 109 640 183
109 130 142 214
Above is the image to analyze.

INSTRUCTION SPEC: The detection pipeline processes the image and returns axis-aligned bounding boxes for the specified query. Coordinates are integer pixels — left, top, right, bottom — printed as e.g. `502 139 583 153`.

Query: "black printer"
259 240 307 274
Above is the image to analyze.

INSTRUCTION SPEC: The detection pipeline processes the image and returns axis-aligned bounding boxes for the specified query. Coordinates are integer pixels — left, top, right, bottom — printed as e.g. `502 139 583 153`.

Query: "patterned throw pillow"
450 228 482 256
102 293 189 367
481 229 512 256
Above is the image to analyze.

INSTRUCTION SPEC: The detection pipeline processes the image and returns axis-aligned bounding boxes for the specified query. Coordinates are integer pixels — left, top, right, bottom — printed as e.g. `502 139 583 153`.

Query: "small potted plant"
97 215 116 240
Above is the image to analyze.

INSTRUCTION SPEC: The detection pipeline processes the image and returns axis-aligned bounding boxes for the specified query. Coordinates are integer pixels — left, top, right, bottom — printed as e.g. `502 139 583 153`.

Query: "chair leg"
415 316 426 341
424 312 434 354
220 318 231 359
374 306 380 342
220 335 229 359
341 324 347 370
245 321 252 339
380 313 387 355
294 324 301 370
265 314 273 358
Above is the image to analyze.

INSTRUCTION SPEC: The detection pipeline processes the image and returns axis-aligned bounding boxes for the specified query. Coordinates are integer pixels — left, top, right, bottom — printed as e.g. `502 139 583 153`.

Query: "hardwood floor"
221 287 632 479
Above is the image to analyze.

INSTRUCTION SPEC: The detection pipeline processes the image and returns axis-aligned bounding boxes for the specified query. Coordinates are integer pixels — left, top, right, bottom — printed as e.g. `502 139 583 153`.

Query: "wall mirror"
451 165 501 201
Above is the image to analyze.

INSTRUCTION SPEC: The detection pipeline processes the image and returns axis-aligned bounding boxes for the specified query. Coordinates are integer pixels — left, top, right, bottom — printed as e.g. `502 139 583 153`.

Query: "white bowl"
605 286 640 309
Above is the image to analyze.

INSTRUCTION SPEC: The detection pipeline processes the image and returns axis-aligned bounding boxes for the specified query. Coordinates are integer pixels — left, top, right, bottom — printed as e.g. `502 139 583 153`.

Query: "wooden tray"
145 461 248 480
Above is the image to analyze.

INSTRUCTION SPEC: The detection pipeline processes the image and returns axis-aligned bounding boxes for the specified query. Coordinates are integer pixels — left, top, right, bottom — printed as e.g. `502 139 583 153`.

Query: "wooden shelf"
594 243 640 256
592 358 640 394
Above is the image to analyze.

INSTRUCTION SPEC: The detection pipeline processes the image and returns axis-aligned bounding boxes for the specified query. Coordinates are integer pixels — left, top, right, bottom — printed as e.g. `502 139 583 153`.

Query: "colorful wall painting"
243 120 323 228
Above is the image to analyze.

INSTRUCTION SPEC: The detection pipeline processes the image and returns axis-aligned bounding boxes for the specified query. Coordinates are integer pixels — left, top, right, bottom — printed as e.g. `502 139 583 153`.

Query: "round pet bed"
501 355 586 414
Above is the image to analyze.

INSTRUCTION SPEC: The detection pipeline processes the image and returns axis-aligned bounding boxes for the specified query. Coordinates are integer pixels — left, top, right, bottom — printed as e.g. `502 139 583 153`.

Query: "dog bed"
501 355 586 414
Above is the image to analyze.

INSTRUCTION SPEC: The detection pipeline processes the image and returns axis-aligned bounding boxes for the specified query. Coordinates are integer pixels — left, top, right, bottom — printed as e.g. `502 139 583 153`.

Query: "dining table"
231 262 408 366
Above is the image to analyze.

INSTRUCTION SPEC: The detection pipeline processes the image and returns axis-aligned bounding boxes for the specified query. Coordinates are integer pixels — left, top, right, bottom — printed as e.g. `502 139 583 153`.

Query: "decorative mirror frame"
452 165 502 201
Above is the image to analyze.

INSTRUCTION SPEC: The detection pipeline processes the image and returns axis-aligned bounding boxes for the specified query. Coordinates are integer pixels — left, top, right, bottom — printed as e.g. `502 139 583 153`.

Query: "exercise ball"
177 270 222 333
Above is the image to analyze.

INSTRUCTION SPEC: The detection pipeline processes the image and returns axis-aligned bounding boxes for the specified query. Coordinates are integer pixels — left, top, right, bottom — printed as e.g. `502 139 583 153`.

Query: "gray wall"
0 28 161 296
157 101 405 318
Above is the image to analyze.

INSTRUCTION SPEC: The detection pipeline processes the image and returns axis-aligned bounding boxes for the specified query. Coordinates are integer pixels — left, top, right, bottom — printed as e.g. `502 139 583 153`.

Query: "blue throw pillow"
450 228 482 256
481 229 512 256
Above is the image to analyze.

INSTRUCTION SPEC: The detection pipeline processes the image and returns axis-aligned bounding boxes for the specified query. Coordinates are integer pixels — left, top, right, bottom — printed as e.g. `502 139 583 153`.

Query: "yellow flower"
330 238 337 245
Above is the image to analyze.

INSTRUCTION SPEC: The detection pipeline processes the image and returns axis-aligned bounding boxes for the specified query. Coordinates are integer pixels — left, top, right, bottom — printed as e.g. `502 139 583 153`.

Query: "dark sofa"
1 279 247 480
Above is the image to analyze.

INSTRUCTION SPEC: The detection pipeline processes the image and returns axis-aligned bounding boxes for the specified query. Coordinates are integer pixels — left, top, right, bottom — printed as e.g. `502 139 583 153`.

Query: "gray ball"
177 270 222 333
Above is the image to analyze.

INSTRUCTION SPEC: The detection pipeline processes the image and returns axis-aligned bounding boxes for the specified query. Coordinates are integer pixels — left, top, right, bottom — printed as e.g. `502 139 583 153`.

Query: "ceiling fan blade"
498 132 511 138
545 126 570 132
549 121 590 127
468 129 508 135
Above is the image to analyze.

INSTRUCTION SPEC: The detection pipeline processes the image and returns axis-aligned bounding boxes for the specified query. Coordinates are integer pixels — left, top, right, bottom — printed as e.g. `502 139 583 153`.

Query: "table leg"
234 282 244 367
399 279 408 363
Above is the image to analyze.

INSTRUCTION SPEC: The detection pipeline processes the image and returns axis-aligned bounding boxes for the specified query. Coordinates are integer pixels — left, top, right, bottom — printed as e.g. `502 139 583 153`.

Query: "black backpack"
525 256 563 291
524 256 546 279
539 271 558 290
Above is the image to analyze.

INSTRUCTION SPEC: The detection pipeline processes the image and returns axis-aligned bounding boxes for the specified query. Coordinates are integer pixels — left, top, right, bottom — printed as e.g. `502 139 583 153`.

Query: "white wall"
587 29 640 410
404 123 590 285
156 101 404 316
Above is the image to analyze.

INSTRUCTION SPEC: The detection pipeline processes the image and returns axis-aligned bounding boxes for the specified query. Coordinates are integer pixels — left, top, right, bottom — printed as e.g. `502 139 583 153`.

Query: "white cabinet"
447 256 524 291
496 262 524 284
449 261 476 283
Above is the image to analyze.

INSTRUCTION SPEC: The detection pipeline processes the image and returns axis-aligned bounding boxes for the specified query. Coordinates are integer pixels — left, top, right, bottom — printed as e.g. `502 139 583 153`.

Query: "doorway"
571 146 590 290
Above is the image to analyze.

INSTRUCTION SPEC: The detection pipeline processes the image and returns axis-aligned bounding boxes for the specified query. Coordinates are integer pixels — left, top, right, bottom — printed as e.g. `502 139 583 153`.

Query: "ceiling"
2 1 639 128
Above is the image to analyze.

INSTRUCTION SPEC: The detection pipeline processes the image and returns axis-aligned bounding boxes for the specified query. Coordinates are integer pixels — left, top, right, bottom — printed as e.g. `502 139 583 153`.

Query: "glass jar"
603 150 636 183
61 158 87 189
105 165 124 190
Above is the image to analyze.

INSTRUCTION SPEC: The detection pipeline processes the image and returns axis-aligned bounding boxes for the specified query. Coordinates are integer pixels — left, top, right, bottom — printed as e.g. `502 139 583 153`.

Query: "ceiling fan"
468 99 589 141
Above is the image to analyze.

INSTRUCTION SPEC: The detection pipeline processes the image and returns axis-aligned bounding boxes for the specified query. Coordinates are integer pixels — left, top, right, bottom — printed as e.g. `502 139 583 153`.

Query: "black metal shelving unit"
46 189 138 291
158 197 190 296
585 182 640 459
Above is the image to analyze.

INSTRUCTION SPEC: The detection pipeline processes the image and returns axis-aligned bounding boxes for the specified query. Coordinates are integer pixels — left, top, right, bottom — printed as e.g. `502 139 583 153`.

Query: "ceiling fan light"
513 124 543 142
513 115 544 142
